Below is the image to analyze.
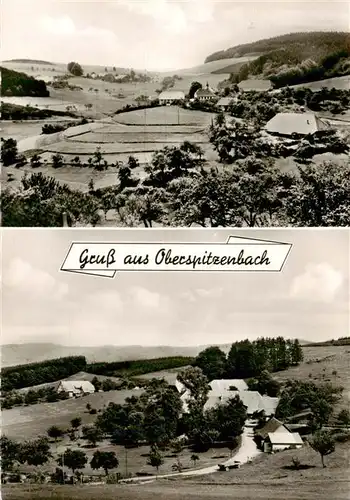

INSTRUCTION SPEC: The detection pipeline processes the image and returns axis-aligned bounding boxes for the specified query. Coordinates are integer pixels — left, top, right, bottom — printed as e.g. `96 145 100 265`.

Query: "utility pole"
62 211 68 227
62 450 65 484
125 446 128 477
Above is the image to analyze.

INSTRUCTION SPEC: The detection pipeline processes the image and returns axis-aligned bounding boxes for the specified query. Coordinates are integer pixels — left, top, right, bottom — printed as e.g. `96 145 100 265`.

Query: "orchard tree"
188 81 202 98
47 425 64 442
51 153 64 169
177 366 210 409
90 450 119 475
194 346 226 381
205 395 247 442
57 449 87 474
82 425 102 447
67 62 84 77
147 444 164 475
337 409 350 427
284 160 350 226
309 431 335 467
191 454 199 467
1 138 18 166
0 436 20 471
20 437 52 466
71 417 82 431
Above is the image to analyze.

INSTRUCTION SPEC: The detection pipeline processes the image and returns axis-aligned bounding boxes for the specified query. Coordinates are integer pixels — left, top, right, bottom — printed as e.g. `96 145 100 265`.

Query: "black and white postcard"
1 0 349 227
1 228 349 499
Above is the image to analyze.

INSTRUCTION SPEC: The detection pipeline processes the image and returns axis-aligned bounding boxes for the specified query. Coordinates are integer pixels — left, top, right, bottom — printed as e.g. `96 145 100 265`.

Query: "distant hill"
2 58 54 65
1 339 312 367
304 337 350 347
1 343 216 368
1 66 50 97
205 32 350 88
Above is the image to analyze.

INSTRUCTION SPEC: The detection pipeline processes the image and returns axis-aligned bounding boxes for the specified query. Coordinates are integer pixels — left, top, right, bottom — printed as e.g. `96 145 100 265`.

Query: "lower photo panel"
1 228 349 500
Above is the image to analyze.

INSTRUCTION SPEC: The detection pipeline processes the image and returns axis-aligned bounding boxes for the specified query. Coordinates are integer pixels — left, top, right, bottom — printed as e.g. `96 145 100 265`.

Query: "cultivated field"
3 105 218 195
114 106 213 126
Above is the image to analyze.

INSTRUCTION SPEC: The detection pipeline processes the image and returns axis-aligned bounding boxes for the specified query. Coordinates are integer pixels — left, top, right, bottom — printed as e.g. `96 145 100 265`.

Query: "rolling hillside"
2 339 313 368
205 32 350 63
205 32 350 88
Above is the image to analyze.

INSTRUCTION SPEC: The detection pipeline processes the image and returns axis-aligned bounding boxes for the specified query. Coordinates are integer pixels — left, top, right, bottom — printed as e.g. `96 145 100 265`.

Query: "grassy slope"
2 388 138 441
3 441 350 500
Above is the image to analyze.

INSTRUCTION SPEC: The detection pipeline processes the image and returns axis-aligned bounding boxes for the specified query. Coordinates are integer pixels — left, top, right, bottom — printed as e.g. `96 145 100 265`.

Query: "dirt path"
123 426 261 483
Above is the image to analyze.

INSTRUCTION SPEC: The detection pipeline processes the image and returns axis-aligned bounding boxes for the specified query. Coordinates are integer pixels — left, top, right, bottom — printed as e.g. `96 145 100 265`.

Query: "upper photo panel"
1 0 349 228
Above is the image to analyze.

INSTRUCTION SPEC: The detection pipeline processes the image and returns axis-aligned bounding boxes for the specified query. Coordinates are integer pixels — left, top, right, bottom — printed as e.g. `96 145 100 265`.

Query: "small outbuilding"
263 431 303 453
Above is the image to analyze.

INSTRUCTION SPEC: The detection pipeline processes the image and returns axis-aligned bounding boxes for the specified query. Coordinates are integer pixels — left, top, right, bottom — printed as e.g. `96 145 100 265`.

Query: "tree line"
86 356 194 378
1 355 193 393
2 356 87 392
1 67 50 97
205 32 349 63
194 337 304 382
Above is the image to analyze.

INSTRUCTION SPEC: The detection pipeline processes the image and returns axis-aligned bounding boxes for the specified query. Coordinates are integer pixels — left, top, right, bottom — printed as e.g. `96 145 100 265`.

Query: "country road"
123 426 262 483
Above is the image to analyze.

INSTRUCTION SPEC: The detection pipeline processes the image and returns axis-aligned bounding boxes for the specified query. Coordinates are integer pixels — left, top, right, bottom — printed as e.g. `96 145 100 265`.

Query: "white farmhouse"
263 432 303 453
57 380 95 398
158 90 185 105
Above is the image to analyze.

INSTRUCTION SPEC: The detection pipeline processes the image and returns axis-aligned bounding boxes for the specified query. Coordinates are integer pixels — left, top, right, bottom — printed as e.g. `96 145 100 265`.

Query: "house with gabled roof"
264 112 329 137
264 431 303 453
194 83 216 101
158 90 185 105
255 417 289 441
57 380 95 398
210 379 248 393
217 97 235 110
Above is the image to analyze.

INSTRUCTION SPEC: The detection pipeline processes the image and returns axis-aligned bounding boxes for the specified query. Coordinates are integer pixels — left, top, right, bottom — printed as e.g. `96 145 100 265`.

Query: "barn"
263 431 304 453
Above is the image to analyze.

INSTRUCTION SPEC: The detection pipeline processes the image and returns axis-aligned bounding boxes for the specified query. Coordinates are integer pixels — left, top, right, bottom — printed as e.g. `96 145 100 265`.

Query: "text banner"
60 236 292 278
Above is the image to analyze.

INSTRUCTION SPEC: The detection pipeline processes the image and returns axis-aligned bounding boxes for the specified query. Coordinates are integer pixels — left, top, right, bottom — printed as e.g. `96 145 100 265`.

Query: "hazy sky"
2 229 349 347
1 0 349 70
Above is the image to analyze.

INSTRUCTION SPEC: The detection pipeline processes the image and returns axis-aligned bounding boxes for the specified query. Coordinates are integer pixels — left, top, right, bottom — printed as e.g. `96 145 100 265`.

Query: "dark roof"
195 87 215 97
255 417 286 439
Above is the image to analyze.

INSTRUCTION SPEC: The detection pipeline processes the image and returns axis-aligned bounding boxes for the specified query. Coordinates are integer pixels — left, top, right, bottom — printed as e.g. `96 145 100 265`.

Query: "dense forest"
207 32 350 88
194 338 304 381
1 67 50 97
2 356 87 391
86 356 194 378
1 102 74 120
205 32 350 63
